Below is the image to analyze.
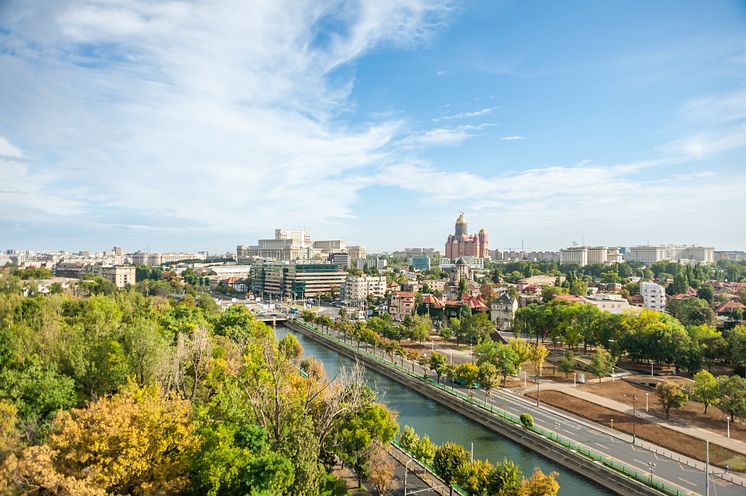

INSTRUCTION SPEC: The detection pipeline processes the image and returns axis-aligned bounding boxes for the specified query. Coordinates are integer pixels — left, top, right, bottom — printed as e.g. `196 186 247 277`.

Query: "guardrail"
290 319 693 496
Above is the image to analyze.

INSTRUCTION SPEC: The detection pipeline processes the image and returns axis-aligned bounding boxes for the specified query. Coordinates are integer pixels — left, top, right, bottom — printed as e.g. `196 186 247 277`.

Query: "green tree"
430 352 448 383
656 380 689 419
697 285 714 304
590 346 616 383
558 350 575 378
454 362 479 388
691 370 719 414
399 425 419 454
717 375 746 421
727 325 746 368
433 442 470 496
486 459 522 495
667 298 715 327
338 403 398 488
478 362 500 403
414 434 436 465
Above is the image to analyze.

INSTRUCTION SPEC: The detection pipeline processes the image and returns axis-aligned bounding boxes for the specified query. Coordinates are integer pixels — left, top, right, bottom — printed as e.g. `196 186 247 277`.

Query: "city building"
490 293 518 330
582 293 639 315
54 261 90 279
391 248 440 259
237 230 315 261
342 274 387 305
251 262 346 299
410 255 431 271
445 213 488 259
492 250 560 262
130 251 207 266
313 240 346 254
389 291 416 321
98 265 136 288
440 256 484 270
559 246 622 266
347 245 367 263
715 251 746 262
328 252 351 268
625 245 715 264
640 281 667 312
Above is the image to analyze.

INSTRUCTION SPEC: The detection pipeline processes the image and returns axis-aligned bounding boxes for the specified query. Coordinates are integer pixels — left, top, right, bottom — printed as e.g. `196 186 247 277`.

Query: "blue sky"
1 0 745 254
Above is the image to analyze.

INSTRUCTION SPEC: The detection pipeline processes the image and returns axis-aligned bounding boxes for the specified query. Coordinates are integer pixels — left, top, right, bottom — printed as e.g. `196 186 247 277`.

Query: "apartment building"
389 291 416 321
640 281 667 312
490 293 518 330
342 274 387 305
99 265 136 288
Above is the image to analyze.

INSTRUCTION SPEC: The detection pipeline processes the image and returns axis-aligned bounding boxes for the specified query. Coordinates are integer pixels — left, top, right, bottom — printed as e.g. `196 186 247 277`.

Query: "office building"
251 262 346 299
410 255 431 271
328 252 351 268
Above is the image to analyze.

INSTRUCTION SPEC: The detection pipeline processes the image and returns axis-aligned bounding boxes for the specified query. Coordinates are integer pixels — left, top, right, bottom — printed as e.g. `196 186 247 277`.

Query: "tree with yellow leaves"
50 382 199 495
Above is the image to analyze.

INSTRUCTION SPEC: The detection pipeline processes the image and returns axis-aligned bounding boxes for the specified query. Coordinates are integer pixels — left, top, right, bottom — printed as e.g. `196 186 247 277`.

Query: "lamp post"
727 417 731 438
573 372 577 388
646 393 649 412
624 393 637 443
647 462 656 484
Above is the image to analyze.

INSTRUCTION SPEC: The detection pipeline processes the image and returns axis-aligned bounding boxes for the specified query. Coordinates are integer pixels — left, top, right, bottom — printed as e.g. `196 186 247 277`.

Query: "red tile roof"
715 300 746 314
553 294 584 303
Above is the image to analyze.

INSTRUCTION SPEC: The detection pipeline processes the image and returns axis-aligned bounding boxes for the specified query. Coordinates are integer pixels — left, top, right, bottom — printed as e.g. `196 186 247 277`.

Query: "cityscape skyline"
2 1 746 252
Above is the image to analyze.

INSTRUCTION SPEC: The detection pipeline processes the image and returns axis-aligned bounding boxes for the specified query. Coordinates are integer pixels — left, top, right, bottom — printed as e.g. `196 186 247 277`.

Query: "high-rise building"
640 281 666 312
410 255 431 271
444 213 488 259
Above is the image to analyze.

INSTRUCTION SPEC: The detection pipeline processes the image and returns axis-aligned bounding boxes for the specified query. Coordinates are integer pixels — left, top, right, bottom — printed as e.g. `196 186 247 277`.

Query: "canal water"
277 326 610 495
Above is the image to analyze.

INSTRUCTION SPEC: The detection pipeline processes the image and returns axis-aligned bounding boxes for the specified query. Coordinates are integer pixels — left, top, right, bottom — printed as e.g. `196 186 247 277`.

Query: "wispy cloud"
499 135 525 141
434 106 498 122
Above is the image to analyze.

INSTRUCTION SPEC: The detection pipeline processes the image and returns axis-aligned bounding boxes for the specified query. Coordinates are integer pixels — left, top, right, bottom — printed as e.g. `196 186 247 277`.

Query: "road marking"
677 477 697 487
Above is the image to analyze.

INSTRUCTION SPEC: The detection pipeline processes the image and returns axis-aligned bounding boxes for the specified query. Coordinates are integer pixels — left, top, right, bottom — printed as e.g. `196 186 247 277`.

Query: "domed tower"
455 213 467 237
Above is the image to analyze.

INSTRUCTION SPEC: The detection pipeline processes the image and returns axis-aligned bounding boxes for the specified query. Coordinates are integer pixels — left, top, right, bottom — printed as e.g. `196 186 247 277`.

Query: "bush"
520 413 534 429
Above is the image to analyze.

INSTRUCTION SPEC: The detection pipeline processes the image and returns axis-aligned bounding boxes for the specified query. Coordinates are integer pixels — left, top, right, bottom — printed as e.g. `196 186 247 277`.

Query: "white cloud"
499 135 524 141
0 136 22 158
435 106 498 121
0 0 451 238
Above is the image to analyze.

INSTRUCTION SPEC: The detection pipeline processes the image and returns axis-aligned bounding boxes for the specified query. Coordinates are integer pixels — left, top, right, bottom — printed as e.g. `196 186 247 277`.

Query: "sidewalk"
538 380 746 455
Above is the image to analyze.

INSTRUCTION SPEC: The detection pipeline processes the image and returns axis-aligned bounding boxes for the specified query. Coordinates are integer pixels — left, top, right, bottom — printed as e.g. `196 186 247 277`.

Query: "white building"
440 256 484 270
640 281 666 312
626 245 714 265
560 246 622 266
342 274 387 305
490 293 519 330
582 293 640 315
99 265 136 288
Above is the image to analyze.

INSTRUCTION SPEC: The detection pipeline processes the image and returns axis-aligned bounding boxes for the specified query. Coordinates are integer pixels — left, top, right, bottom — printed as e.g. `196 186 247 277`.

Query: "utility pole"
632 394 637 443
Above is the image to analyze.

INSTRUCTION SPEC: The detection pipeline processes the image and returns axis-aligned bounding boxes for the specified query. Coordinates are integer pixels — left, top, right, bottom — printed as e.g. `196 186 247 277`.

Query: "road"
307 322 745 496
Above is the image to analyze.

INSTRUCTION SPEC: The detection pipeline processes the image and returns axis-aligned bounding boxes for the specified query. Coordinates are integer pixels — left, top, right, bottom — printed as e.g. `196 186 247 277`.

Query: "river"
276 326 611 495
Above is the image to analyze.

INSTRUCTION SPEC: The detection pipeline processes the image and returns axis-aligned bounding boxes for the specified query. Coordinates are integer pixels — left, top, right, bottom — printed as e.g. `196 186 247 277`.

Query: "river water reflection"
277 326 611 495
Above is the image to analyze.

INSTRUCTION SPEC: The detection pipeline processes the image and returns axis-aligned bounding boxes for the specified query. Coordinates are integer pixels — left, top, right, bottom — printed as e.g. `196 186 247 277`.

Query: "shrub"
520 413 534 429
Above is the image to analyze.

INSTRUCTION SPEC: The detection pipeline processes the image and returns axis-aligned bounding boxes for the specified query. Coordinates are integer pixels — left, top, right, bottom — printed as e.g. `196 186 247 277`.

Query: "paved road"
308 323 745 496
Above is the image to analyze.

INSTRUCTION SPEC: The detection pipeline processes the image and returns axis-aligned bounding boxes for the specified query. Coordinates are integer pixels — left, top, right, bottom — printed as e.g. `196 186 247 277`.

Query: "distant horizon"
2 1 745 252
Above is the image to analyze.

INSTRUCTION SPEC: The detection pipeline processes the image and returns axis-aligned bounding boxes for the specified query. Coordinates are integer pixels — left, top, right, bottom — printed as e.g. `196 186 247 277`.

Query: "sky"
1 0 746 254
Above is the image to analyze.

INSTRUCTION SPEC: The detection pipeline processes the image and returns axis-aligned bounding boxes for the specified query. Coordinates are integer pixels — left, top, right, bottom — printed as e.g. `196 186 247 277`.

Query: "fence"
292 320 692 496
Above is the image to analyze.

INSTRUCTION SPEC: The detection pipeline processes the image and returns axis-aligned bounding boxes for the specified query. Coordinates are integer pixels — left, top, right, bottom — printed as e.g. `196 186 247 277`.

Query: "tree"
433 442 470 496
667 298 715 327
430 352 448 383
727 325 746 368
414 434 436 465
459 459 491 495
530 343 549 381
50 383 199 494
495 345 520 386
278 333 303 361
367 442 395 495
656 380 689 419
717 375 746 421
486 459 522 495
399 425 419 453
338 403 398 488
691 370 719 414
454 362 479 388
408 314 431 343
521 468 560 496
558 350 575 378
697 285 714 304
590 346 616 383
478 363 500 403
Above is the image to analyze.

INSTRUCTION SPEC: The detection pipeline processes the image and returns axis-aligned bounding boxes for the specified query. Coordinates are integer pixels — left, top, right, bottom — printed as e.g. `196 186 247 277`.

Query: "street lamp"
624 393 637 443
403 456 417 495
647 462 656 483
